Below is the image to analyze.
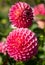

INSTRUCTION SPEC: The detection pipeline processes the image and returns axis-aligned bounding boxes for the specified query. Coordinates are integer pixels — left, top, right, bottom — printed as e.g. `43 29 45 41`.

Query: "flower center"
15 9 21 18
23 9 30 16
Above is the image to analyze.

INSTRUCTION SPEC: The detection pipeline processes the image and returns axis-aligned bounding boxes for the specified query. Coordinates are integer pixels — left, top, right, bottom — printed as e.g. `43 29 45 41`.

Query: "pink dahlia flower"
33 4 45 29
34 4 45 16
8 2 33 28
6 28 38 61
0 42 6 55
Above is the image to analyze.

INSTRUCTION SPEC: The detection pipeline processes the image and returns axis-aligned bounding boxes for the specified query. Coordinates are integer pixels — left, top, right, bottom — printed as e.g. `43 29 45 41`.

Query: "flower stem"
3 53 12 65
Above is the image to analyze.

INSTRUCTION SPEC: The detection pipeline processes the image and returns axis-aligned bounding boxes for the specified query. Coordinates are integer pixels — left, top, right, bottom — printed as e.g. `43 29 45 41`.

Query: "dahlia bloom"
34 4 45 16
33 4 45 29
6 28 38 61
0 42 6 55
8 2 33 28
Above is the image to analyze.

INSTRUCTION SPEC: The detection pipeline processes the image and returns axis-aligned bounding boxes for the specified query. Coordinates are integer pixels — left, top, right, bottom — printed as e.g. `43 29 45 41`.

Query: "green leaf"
36 14 45 20
29 22 38 31
16 61 24 65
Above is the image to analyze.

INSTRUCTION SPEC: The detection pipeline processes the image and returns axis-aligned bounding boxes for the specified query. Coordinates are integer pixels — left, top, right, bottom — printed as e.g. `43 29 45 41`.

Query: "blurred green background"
0 0 45 65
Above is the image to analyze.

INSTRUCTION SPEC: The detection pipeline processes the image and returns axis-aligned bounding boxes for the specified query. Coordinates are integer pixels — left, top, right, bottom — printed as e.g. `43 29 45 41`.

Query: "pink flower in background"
6 28 38 61
8 2 33 28
34 4 45 16
0 42 6 55
33 4 45 29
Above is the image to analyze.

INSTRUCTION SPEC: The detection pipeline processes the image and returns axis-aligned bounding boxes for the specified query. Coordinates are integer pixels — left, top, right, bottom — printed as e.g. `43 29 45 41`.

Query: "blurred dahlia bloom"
33 4 45 29
0 42 6 55
8 2 33 28
6 28 38 61
34 4 45 16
